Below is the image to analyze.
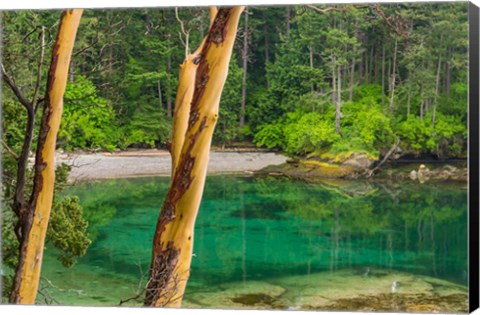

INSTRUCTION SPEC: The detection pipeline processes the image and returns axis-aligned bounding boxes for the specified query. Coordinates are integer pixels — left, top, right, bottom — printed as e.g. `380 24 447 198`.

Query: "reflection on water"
39 176 468 311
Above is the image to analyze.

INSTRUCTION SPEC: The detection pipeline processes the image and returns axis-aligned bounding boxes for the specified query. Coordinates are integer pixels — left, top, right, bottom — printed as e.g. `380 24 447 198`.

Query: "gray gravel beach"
55 150 288 182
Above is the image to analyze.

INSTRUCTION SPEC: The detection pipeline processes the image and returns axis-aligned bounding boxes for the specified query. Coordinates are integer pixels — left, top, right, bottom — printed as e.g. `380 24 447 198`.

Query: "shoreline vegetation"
54 147 468 183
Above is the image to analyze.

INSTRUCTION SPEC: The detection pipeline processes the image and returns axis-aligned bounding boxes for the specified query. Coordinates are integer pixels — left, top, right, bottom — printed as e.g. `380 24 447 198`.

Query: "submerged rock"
183 269 468 313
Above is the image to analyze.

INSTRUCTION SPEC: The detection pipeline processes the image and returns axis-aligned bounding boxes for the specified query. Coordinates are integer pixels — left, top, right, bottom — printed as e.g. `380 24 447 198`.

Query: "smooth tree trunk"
144 7 244 307
374 45 380 84
166 47 173 118
335 64 342 134
445 47 452 94
420 88 424 120
388 39 398 113
357 37 363 85
381 45 385 107
368 46 374 84
158 80 163 111
407 86 411 117
12 108 35 236
309 46 314 93
239 9 248 129
9 9 83 304
432 58 442 127
364 47 369 83
349 55 355 101
332 54 336 104
263 12 270 65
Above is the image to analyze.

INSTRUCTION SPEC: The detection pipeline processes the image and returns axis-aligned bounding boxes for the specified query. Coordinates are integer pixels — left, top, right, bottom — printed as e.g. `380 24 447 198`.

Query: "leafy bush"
398 113 466 157
253 121 285 150
60 76 118 151
283 111 339 155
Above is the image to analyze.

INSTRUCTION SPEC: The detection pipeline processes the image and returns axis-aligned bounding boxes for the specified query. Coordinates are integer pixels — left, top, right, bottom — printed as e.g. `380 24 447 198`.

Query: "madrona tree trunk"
9 9 83 304
144 6 244 307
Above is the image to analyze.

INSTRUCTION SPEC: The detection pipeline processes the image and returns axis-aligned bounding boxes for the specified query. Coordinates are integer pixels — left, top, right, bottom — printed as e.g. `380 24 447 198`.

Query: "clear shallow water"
39 176 468 311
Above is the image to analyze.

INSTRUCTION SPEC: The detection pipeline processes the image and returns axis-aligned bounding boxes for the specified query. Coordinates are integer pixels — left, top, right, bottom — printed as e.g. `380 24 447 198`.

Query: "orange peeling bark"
12 9 83 304
145 6 244 307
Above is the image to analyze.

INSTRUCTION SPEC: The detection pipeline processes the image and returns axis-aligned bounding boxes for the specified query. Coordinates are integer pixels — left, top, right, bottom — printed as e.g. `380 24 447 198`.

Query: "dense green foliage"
2 4 468 157
248 4 468 159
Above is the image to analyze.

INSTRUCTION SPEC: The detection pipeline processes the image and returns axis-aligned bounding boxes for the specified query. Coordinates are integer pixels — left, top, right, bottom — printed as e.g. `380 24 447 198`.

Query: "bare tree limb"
1 139 19 160
1 63 34 112
372 4 408 38
32 26 46 109
366 138 400 177
175 7 190 57
305 4 356 13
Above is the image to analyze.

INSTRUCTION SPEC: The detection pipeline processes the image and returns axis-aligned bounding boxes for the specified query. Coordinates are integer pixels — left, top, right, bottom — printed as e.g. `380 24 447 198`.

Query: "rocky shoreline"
255 154 468 183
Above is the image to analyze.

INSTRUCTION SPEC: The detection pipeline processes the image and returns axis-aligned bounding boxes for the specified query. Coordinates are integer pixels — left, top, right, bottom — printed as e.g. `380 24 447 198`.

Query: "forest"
2 3 468 159
0 2 469 309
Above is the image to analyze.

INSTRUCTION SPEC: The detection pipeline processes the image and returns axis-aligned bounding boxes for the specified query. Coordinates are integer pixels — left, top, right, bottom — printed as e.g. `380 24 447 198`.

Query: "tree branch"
372 4 408 38
175 7 190 57
366 138 400 177
305 4 356 13
32 26 46 109
1 63 34 112
1 139 19 160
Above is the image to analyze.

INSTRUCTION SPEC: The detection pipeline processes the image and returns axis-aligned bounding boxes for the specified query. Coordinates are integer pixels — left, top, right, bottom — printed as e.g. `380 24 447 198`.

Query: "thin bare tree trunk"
368 47 374 83
332 54 336 104
158 80 163 111
349 55 355 101
445 47 452 94
335 64 342 134
357 39 363 85
381 45 385 107
420 99 424 120
374 46 379 84
365 49 369 83
432 58 442 127
166 47 172 118
388 39 398 113
309 46 314 93
240 9 248 129
9 9 83 304
145 7 244 307
407 88 411 117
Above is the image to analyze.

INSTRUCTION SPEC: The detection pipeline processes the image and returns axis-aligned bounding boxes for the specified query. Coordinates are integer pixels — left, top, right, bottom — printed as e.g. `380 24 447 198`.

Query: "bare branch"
1 139 19 160
32 26 46 109
366 138 400 177
175 7 190 57
1 63 34 112
305 4 356 13
73 35 100 57
372 4 408 38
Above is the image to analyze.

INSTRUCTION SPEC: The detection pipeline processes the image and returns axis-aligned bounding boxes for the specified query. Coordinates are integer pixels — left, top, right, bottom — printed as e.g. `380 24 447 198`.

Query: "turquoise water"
39 176 468 310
